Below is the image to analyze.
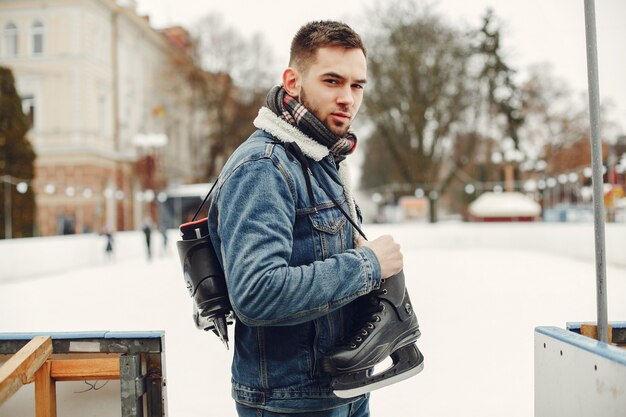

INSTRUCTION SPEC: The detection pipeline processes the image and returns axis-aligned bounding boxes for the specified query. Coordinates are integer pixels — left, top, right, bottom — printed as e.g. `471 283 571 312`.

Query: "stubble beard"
300 87 349 137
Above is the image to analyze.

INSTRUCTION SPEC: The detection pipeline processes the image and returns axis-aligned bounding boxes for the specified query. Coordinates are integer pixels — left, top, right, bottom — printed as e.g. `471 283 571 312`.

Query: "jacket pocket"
261 323 316 387
308 205 347 260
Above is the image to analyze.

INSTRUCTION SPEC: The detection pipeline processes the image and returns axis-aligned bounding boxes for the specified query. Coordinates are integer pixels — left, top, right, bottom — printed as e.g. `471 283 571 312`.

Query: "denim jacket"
206 107 382 413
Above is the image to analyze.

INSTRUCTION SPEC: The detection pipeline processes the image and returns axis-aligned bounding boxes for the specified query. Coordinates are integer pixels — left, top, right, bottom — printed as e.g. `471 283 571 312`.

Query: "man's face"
293 46 367 137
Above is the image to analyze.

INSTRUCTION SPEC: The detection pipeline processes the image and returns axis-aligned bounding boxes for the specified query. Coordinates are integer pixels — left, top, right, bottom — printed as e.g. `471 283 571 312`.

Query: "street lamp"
537 179 547 190
546 177 557 208
2 175 29 239
16 182 28 194
523 180 537 193
144 189 155 203
3 175 12 239
491 148 524 192
133 133 168 228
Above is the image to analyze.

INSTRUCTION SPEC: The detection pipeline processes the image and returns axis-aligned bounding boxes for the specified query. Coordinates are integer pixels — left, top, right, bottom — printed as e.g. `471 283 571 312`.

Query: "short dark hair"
289 21 366 71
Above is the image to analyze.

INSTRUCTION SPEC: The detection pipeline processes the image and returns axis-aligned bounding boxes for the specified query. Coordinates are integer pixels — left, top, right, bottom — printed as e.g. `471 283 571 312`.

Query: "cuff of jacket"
356 246 382 291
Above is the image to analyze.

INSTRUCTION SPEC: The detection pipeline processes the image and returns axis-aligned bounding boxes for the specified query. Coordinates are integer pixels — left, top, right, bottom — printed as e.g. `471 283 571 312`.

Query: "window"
31 20 44 55
21 94 36 129
97 94 106 137
3 22 18 57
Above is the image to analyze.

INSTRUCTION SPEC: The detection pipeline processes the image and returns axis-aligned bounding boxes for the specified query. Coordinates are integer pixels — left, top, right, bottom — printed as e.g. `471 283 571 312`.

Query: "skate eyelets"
325 278 423 394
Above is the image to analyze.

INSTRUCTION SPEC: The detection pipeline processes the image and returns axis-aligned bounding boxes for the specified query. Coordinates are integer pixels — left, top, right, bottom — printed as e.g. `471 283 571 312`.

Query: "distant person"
160 226 168 257
142 218 153 260
61 215 75 235
101 225 114 262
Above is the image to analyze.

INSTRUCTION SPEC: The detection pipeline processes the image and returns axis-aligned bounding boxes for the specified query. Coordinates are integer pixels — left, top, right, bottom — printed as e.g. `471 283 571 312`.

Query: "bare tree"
518 64 588 161
194 14 276 94
360 1 477 221
187 14 277 179
519 63 623 177
474 9 523 148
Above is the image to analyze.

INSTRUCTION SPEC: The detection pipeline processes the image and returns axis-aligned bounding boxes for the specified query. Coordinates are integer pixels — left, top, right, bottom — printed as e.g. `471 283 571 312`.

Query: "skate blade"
333 362 424 398
333 362 424 399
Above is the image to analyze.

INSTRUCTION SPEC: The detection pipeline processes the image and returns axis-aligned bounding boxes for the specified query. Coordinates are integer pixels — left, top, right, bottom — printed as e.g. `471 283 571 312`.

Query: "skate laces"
347 286 388 349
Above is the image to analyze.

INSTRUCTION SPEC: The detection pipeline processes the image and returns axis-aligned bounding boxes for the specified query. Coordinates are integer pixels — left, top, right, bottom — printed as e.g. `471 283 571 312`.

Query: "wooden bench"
567 321 626 348
0 331 166 417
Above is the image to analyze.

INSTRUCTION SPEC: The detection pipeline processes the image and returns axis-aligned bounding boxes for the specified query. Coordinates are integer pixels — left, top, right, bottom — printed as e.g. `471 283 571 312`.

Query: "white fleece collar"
254 106 359 243
253 107 330 162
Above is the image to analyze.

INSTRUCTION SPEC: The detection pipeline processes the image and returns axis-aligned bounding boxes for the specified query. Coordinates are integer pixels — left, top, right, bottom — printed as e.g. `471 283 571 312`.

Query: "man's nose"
336 85 354 107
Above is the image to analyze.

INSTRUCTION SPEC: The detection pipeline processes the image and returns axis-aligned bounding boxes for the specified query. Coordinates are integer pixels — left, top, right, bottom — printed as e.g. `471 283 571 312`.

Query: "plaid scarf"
265 85 357 163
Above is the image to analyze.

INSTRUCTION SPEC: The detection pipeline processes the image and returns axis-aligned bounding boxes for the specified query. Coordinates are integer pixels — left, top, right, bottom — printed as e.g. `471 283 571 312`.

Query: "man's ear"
282 67 301 98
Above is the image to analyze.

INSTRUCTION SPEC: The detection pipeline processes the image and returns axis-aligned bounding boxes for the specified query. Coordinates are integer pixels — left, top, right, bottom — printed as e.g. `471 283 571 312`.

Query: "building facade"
0 0 207 235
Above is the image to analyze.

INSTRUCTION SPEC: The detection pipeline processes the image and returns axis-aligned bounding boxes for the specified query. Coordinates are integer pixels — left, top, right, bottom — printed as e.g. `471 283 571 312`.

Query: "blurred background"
2 2 626 416
0 0 625 238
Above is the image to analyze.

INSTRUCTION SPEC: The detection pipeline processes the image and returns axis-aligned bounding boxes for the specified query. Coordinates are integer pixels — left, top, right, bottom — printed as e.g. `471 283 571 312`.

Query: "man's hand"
357 235 403 279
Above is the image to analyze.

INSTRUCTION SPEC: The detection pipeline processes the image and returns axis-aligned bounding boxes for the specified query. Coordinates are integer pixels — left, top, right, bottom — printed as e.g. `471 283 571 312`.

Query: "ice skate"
177 217 233 349
322 270 424 398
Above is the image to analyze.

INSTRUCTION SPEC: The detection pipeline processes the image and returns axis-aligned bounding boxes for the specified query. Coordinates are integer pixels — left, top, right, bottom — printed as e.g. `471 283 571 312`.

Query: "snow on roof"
469 192 541 218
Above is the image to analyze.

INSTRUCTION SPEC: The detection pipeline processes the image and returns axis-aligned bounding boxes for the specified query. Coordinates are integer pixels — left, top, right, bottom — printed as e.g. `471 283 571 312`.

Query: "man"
207 21 403 416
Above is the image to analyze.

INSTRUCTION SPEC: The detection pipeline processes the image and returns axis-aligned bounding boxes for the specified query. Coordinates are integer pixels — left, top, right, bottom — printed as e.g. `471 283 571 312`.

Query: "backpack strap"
189 140 368 241
279 141 368 241
188 180 219 222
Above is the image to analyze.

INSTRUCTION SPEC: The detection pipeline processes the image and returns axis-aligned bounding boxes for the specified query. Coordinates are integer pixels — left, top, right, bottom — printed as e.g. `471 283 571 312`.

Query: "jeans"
235 396 370 417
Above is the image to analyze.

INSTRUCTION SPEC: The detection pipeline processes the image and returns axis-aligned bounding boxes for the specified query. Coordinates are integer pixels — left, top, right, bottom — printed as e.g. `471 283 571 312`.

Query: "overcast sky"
135 0 626 135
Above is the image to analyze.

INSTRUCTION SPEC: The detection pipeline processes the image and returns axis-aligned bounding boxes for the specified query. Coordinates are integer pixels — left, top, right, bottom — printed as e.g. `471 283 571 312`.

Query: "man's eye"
352 84 364 90
325 79 339 85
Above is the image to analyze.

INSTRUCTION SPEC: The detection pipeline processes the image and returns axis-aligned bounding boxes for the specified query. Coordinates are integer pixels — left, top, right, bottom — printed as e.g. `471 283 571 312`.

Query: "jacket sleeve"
217 156 381 327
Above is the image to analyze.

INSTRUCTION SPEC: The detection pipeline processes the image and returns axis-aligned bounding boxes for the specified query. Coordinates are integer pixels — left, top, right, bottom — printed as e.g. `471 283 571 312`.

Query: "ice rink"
1 223 626 417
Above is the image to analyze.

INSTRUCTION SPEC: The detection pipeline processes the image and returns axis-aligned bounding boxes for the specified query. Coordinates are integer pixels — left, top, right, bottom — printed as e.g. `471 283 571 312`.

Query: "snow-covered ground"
1 223 626 417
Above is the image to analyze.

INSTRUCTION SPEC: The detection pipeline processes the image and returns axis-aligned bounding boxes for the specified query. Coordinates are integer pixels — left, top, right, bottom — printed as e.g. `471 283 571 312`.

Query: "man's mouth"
331 112 351 121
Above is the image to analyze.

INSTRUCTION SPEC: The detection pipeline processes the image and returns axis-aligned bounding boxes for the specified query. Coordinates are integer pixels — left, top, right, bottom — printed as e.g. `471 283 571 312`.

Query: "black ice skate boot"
322 270 424 398
177 217 233 349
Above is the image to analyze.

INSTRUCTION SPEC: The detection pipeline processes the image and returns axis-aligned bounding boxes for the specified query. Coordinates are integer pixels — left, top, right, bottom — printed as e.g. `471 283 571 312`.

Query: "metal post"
144 352 166 417
3 176 11 239
120 354 145 417
583 0 609 343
